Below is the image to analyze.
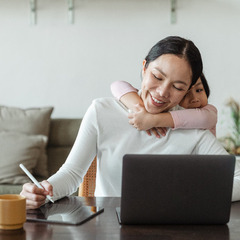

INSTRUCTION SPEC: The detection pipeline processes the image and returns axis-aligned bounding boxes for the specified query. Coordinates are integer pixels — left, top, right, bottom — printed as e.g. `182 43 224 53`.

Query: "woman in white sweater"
21 36 240 209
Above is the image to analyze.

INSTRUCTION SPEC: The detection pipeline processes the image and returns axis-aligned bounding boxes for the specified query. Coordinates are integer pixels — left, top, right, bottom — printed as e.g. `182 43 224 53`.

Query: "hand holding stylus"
19 164 54 204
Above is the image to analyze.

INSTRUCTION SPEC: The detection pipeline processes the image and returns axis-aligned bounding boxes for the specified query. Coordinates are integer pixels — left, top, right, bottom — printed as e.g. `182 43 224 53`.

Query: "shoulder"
90 97 128 117
195 129 227 154
169 128 215 142
170 128 226 154
194 128 221 147
91 97 120 110
84 97 118 120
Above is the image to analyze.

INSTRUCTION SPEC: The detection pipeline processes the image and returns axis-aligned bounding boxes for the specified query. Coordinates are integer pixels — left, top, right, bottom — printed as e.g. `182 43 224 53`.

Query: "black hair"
145 36 203 87
200 73 210 98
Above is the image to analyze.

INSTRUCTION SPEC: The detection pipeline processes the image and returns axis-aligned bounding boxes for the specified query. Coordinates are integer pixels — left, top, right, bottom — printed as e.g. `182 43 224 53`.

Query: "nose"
189 91 199 103
156 82 170 98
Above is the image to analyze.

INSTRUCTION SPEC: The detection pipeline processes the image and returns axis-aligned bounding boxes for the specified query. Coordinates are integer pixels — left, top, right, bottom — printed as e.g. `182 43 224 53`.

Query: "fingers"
128 115 137 129
128 119 140 130
20 183 45 209
128 113 141 129
20 181 53 209
41 180 53 197
151 128 161 138
156 127 167 137
146 130 152 136
25 198 46 210
145 128 168 138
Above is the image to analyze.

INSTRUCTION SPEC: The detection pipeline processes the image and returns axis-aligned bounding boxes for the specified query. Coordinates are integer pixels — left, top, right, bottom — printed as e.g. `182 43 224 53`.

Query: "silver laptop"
116 154 235 225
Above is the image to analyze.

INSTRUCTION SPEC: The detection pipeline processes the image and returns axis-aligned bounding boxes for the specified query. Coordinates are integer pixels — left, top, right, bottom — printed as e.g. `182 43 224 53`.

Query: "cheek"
141 76 156 99
200 96 208 107
142 75 152 89
179 98 188 108
172 92 188 105
140 79 149 103
141 79 147 96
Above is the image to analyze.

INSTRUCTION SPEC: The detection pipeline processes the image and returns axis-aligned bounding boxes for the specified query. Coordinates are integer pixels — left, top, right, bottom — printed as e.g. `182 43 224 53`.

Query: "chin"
189 104 201 108
144 96 168 114
145 104 164 114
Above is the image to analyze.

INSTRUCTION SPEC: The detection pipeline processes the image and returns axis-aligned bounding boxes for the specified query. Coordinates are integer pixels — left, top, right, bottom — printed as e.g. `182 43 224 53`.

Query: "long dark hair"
200 73 210 98
145 36 203 87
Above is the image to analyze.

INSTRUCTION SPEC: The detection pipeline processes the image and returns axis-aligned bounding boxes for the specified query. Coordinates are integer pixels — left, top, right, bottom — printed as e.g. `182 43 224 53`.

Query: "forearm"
48 103 98 200
170 105 217 130
120 92 144 111
151 112 174 128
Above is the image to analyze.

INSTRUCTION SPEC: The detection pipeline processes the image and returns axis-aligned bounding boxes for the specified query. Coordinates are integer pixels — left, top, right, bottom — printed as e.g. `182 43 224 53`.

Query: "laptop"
116 154 235 225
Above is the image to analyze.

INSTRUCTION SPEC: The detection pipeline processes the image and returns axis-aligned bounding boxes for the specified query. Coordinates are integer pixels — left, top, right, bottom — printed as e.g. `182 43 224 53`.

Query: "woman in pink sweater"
111 73 217 137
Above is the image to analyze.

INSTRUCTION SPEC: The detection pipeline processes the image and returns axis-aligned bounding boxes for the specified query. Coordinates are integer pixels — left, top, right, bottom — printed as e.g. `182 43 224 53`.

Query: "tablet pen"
19 163 54 203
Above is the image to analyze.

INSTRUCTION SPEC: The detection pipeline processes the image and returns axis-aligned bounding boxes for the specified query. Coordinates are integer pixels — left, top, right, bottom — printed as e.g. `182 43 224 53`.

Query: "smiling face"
140 54 192 114
179 78 208 109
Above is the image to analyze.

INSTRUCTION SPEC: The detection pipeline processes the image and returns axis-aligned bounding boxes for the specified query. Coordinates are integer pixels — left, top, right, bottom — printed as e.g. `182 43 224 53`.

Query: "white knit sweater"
48 98 240 201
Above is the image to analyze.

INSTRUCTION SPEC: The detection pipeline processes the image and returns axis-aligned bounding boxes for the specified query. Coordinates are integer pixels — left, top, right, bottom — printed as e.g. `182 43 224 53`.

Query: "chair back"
78 157 96 197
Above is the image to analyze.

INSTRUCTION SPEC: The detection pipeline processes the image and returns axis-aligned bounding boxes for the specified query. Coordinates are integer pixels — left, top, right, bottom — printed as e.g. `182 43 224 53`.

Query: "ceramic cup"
0 194 26 230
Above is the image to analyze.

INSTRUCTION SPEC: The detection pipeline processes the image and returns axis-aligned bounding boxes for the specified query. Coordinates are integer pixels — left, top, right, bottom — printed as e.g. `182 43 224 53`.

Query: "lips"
152 96 164 104
150 94 167 107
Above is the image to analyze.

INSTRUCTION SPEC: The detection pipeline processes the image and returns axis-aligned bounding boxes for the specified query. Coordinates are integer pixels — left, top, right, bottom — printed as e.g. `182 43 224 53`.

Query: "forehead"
191 78 203 89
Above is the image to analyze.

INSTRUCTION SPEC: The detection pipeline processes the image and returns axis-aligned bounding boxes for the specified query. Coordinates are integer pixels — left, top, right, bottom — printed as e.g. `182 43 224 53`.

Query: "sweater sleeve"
192 130 240 202
232 157 240 202
47 101 98 201
170 104 217 135
110 81 138 100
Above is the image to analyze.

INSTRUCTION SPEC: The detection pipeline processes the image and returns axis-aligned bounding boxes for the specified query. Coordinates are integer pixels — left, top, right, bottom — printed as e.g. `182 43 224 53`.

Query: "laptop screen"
118 154 235 224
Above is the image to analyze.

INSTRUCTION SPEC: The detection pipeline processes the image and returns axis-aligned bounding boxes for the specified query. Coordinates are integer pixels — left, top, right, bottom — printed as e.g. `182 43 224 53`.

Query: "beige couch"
0 118 81 195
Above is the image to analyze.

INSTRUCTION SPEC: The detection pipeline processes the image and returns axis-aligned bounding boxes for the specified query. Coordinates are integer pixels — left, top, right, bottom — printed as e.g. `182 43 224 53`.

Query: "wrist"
143 113 156 129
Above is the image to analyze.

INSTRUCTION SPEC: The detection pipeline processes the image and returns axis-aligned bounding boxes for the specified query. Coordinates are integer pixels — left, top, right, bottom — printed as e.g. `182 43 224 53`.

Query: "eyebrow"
193 82 203 88
187 82 203 93
155 68 189 86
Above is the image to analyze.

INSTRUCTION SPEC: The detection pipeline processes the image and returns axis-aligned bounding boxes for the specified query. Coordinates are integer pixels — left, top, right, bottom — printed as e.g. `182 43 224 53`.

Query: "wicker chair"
78 157 97 197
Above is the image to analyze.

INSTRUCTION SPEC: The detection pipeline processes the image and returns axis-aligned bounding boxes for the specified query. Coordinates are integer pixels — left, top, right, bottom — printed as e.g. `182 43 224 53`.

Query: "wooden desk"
1 197 240 240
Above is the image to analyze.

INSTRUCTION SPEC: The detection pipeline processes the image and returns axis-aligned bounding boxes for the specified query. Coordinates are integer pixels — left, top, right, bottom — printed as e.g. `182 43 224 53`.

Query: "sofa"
0 105 82 195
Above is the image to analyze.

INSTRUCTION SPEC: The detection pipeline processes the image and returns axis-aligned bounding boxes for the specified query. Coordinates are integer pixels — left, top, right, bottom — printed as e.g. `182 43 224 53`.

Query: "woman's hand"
128 104 167 138
20 180 53 209
146 127 167 138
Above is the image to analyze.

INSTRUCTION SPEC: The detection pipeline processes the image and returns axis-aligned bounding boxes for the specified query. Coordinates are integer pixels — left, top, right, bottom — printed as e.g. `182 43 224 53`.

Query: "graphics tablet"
27 196 104 225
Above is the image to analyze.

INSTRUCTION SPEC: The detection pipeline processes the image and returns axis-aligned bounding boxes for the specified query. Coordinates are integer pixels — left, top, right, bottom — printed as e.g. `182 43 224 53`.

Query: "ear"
142 60 147 78
142 60 147 72
142 59 146 78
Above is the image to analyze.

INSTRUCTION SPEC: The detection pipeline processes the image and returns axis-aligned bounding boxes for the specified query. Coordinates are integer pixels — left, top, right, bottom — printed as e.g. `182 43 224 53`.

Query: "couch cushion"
0 105 53 178
0 184 23 195
47 119 81 176
0 131 47 184
48 118 81 147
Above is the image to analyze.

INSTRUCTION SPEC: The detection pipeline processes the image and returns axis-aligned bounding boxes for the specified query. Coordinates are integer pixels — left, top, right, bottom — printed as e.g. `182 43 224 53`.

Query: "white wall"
0 0 239 138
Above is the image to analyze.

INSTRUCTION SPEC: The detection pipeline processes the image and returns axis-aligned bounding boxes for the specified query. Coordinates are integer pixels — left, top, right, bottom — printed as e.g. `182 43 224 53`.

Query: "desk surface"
1 197 240 240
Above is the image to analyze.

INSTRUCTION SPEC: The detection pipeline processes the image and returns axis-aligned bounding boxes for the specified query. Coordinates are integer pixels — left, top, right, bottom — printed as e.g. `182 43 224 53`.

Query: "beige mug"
0 194 26 230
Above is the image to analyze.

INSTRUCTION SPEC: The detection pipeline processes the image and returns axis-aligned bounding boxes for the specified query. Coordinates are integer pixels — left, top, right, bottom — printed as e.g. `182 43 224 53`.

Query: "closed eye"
173 85 185 91
152 74 162 81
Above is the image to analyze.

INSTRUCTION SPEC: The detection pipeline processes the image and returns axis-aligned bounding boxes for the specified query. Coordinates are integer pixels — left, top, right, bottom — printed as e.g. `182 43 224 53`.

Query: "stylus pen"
19 163 54 203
